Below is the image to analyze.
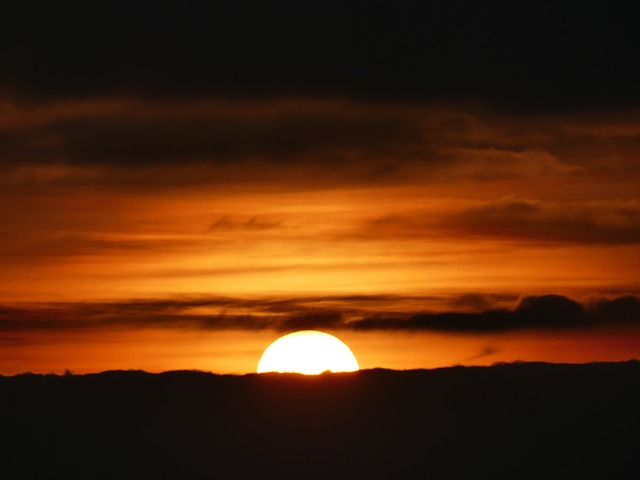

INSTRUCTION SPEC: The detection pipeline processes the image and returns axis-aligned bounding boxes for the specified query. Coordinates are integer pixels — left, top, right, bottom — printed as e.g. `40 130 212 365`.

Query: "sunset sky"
1 1 639 374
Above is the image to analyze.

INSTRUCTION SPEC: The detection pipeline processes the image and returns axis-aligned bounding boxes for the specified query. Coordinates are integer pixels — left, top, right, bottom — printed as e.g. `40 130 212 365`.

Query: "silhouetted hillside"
2 362 639 479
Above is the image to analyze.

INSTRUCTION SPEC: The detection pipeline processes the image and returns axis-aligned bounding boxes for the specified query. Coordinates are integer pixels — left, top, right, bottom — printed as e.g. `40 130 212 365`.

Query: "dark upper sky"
2 1 639 110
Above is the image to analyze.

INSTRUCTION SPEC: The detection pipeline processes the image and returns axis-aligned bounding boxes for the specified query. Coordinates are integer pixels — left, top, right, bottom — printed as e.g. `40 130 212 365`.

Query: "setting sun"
257 330 360 374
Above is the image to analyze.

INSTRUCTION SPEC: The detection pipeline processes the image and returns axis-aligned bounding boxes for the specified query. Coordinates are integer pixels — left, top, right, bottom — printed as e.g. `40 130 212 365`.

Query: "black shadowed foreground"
2 362 639 479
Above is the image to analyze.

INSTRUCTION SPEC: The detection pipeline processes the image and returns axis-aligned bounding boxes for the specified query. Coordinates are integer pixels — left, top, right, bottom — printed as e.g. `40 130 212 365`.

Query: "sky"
1 1 639 374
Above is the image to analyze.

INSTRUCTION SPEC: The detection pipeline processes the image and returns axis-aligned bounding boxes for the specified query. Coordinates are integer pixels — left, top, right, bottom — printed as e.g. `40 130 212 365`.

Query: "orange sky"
1 99 639 374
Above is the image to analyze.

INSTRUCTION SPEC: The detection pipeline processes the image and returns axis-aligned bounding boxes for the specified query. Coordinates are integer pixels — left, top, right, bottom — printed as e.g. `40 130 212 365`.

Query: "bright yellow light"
257 330 360 374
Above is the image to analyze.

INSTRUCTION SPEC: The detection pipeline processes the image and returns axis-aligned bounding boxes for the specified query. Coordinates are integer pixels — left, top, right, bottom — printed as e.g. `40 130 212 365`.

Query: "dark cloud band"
1 294 638 334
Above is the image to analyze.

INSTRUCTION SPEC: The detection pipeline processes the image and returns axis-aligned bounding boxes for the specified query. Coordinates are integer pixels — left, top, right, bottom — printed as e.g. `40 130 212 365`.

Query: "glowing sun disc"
257 330 360 374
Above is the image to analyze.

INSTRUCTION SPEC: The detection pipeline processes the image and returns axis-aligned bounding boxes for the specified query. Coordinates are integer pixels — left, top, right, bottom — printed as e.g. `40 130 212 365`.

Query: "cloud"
0 99 433 190
0 100 426 167
515 295 589 328
445 197 640 245
591 296 640 324
1 97 638 193
0 297 348 333
465 346 499 362
439 147 582 180
1 294 638 334
278 311 344 332
356 196 640 245
350 295 589 332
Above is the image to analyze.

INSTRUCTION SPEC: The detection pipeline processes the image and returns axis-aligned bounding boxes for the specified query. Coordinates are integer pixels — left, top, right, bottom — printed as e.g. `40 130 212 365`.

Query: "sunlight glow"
257 330 360 374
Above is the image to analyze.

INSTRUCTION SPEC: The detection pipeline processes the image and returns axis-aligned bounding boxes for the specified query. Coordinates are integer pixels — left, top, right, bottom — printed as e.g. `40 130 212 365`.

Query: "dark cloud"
591 296 640 324
446 294 515 313
515 295 589 328
278 311 344 332
445 197 640 245
0 100 435 192
351 295 629 332
357 196 640 245
0 297 347 333
0 101 425 167
2 1 639 110
0 99 637 192
1 294 638 334
465 346 499 362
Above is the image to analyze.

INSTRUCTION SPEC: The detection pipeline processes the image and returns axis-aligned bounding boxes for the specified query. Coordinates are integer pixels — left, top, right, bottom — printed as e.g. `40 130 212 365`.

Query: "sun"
257 330 360 374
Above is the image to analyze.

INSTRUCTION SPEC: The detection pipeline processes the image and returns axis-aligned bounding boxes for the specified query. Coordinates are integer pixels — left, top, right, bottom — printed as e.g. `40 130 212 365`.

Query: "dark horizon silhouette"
3 361 639 478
